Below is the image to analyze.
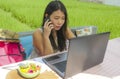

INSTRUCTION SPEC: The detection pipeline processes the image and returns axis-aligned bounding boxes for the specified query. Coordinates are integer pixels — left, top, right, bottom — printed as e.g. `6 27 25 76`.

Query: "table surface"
0 37 120 79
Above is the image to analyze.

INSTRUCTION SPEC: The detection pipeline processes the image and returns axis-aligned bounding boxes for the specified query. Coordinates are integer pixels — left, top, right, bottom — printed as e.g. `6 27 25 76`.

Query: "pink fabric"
0 41 25 66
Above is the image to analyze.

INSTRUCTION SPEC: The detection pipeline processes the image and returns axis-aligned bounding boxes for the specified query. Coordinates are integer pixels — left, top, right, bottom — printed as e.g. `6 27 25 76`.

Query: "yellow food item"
19 63 41 73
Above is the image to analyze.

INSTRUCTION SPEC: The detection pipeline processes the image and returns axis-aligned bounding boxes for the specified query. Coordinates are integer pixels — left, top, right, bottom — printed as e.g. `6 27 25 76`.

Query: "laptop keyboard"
53 60 67 73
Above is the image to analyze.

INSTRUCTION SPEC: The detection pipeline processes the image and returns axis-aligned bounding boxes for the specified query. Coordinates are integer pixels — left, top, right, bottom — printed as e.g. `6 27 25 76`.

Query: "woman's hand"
43 19 54 37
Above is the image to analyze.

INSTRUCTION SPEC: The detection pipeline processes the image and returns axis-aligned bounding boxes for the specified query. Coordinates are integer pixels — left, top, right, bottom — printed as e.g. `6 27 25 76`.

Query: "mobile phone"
45 17 54 29
45 17 51 22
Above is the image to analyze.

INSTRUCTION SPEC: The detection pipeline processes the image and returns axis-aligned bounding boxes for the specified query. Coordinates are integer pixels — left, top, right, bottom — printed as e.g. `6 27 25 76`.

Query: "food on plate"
18 62 41 78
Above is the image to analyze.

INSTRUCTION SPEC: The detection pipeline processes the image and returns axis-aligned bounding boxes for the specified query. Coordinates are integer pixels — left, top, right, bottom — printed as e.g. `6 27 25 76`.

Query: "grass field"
0 0 120 39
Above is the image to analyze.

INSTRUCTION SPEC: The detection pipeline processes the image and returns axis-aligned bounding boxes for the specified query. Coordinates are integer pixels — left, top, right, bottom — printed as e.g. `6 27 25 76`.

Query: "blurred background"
0 0 120 39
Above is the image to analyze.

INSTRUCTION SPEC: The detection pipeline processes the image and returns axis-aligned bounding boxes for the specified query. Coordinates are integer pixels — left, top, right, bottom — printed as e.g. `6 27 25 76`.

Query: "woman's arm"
33 29 54 56
43 32 54 55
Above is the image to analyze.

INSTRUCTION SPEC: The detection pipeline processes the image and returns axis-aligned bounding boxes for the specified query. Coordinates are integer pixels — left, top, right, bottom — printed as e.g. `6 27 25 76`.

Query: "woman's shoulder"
33 28 43 37
34 28 42 34
66 27 75 39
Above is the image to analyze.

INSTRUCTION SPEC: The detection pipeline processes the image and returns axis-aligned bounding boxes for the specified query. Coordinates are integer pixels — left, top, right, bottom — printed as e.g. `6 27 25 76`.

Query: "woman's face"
50 10 65 30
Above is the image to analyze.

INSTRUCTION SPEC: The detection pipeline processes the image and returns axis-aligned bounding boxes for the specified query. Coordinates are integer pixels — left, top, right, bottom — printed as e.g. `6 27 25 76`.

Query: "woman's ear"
45 13 48 18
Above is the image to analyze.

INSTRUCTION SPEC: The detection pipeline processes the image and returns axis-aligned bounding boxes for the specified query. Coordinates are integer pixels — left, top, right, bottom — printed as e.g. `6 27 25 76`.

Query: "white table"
0 58 61 79
0 38 120 79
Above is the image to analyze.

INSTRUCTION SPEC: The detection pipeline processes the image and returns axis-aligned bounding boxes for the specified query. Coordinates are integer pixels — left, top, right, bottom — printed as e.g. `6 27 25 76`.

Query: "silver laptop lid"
64 32 110 79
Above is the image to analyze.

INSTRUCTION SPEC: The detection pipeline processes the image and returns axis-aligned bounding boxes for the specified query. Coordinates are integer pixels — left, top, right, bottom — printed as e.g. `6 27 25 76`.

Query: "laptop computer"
42 32 110 79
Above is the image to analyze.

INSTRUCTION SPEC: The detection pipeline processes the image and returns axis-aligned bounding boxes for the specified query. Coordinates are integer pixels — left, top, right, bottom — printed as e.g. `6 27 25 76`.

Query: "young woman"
30 1 75 58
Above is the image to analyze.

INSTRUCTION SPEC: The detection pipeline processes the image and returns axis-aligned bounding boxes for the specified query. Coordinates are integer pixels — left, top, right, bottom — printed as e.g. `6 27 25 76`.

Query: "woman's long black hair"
41 1 68 52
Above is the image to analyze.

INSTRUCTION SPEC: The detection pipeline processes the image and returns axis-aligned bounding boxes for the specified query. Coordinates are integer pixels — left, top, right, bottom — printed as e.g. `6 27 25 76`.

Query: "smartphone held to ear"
45 17 51 22
44 17 54 29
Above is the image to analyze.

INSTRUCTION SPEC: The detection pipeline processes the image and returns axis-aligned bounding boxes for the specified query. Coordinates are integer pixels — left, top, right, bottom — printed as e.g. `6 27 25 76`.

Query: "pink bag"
0 41 26 66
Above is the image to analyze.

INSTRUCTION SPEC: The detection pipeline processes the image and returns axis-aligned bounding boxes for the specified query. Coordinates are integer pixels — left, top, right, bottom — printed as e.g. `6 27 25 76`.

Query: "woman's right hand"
43 19 54 37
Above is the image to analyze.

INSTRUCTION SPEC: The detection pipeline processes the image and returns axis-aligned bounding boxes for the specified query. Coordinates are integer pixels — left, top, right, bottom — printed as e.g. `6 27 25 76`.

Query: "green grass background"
0 0 120 39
